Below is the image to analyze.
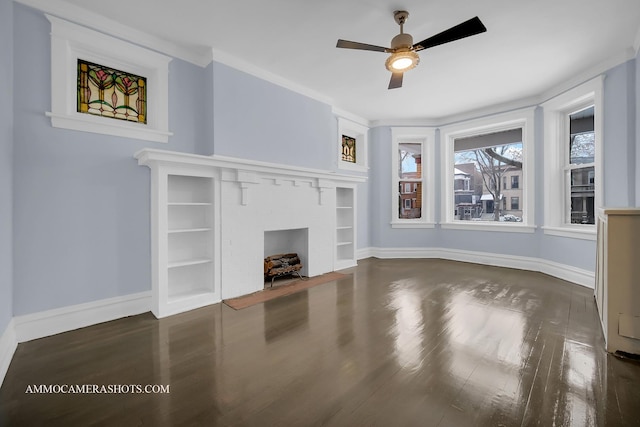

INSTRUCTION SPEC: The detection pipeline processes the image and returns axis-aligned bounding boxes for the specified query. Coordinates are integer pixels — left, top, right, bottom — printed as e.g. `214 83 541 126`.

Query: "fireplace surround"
135 148 366 318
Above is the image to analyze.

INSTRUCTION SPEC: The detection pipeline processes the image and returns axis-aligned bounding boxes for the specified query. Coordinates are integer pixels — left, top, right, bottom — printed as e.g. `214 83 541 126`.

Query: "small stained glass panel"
77 59 147 124
341 135 356 163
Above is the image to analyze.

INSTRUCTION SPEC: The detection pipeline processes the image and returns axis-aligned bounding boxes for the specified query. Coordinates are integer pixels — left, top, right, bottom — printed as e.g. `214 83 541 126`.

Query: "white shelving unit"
335 187 357 270
146 171 219 318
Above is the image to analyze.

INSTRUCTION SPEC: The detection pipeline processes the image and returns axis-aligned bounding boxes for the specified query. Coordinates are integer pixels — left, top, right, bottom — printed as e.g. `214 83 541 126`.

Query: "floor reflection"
263 291 309 342
3 258 640 426
388 280 426 372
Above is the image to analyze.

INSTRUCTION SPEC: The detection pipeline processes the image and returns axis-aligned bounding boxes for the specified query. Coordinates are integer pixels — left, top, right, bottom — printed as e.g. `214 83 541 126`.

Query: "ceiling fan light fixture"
385 50 420 72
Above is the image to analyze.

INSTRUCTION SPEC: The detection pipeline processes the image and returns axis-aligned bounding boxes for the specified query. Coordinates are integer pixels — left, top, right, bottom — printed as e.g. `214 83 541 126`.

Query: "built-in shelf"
138 171 218 318
168 228 212 234
168 258 213 269
335 187 357 270
168 288 215 303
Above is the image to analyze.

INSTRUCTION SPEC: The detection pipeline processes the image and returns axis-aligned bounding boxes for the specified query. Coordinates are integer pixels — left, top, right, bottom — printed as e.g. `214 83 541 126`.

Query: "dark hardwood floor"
1 258 639 426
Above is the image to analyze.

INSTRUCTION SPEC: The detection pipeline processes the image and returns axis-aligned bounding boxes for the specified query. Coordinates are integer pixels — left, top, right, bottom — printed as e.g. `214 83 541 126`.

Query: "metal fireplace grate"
264 253 303 287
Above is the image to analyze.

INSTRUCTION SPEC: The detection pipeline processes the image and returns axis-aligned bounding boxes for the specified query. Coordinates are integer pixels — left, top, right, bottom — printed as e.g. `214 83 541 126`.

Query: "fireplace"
136 148 366 314
264 228 309 278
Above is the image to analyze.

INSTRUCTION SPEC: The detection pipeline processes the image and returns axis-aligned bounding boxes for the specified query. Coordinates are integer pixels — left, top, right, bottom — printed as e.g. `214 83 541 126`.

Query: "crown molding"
370 117 440 128
373 46 635 129
331 107 370 128
538 47 634 105
14 0 211 67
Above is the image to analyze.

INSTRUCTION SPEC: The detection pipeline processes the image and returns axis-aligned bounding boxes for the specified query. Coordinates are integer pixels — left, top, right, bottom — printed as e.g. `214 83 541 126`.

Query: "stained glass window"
341 135 356 163
77 59 147 124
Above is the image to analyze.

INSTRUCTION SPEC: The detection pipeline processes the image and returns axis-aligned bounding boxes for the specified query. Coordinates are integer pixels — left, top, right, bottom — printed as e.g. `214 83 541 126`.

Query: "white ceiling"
55 0 640 122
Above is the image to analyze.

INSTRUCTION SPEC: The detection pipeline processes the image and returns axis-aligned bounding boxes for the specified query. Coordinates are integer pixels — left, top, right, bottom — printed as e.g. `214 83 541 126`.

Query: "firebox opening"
264 228 309 282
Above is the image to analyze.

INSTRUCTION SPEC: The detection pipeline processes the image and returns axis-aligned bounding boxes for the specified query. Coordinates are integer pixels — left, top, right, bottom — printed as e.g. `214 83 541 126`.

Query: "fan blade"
336 39 389 53
413 16 486 51
388 72 403 89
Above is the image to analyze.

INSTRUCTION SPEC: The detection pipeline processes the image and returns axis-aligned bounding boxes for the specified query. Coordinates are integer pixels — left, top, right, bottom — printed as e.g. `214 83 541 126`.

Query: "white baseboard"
537 258 594 288
358 246 595 289
0 318 18 388
14 291 151 343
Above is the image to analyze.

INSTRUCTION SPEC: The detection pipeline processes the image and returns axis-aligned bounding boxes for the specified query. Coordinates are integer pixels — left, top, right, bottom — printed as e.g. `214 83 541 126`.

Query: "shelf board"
336 206 353 209
168 258 213 269
337 226 353 230
168 288 215 303
168 202 212 206
168 227 212 234
337 241 353 246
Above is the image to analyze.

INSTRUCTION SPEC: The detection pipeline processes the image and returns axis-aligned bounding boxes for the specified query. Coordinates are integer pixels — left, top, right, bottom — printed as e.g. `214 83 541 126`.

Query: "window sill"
391 221 436 229
337 161 368 173
441 222 536 233
542 226 596 241
47 112 172 143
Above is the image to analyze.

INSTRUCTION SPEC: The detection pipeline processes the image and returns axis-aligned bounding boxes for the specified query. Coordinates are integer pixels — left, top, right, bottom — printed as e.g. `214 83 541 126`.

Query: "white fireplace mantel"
134 148 366 318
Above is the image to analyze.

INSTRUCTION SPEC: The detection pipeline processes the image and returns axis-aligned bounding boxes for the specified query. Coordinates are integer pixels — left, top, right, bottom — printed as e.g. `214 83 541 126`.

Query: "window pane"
341 135 356 163
397 142 422 220
570 166 595 224
454 138 523 222
511 197 519 210
399 143 421 179
569 107 594 165
399 181 421 219
77 59 147 124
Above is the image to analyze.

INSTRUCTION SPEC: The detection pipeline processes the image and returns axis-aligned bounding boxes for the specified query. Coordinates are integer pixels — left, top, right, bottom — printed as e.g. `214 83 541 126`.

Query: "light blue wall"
368 62 640 273
202 62 215 155
212 62 335 170
11 4 211 315
603 60 636 207
0 0 14 334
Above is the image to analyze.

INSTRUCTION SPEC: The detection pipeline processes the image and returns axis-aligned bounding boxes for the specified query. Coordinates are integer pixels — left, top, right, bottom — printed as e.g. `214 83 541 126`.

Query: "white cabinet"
595 208 640 355
335 187 357 270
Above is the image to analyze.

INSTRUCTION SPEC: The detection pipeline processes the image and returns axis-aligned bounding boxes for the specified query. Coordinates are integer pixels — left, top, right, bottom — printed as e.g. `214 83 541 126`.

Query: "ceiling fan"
336 11 486 89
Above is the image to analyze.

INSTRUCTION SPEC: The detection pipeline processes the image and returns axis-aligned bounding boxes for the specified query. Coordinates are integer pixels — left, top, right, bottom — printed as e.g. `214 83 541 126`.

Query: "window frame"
541 76 603 241
440 108 536 233
390 127 436 228
337 117 369 172
46 15 172 143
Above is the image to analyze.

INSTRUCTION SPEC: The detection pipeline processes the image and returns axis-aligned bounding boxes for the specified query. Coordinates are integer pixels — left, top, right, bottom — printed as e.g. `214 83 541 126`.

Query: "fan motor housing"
390 33 414 50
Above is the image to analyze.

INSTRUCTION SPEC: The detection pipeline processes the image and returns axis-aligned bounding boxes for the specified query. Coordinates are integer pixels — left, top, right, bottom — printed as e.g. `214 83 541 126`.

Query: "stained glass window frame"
337 117 368 172
47 15 173 143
